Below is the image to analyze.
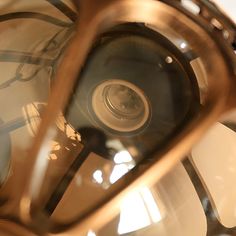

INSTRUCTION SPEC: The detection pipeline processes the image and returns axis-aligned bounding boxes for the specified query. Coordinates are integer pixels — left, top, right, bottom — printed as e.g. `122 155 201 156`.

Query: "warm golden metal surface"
0 0 236 235
20 0 236 233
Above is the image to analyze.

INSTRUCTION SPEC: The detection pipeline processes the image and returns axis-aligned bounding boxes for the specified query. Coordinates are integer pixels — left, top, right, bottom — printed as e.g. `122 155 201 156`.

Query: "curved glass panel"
95 163 207 236
191 123 236 228
0 1 235 236
0 0 75 222
46 23 199 223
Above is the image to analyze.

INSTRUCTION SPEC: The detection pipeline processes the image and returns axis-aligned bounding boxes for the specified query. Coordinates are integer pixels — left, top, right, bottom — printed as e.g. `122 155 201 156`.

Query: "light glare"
140 187 162 222
114 150 133 164
118 191 151 234
87 230 96 236
118 187 162 235
110 164 129 184
93 170 103 184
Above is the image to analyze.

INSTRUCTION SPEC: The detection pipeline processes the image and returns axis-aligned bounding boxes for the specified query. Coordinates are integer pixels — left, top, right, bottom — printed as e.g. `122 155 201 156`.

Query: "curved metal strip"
0 50 53 65
0 12 73 27
46 0 78 22
18 1 102 227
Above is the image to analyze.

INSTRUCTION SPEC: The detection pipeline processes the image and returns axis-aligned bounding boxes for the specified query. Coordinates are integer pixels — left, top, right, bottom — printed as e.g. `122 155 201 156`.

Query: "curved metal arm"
18 0 102 225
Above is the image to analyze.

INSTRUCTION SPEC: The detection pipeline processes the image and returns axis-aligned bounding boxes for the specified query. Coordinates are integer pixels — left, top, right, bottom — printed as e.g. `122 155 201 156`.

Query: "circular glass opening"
91 79 150 132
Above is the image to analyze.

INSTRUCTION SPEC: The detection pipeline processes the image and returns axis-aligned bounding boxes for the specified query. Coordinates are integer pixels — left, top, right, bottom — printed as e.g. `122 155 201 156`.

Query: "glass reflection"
49 23 199 223
1 2 235 236
96 163 206 236
118 187 162 235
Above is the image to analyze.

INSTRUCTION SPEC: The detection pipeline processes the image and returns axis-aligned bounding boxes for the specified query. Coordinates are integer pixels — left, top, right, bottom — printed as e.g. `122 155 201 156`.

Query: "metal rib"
0 12 73 27
19 8 98 226
46 0 78 22
0 50 53 65
183 158 236 235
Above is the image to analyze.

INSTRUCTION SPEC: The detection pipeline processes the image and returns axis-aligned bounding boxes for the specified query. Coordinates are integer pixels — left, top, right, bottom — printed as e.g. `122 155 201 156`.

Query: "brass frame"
1 0 236 235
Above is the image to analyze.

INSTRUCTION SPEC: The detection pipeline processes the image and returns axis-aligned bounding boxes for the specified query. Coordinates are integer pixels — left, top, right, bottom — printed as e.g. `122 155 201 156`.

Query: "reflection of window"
118 187 162 235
